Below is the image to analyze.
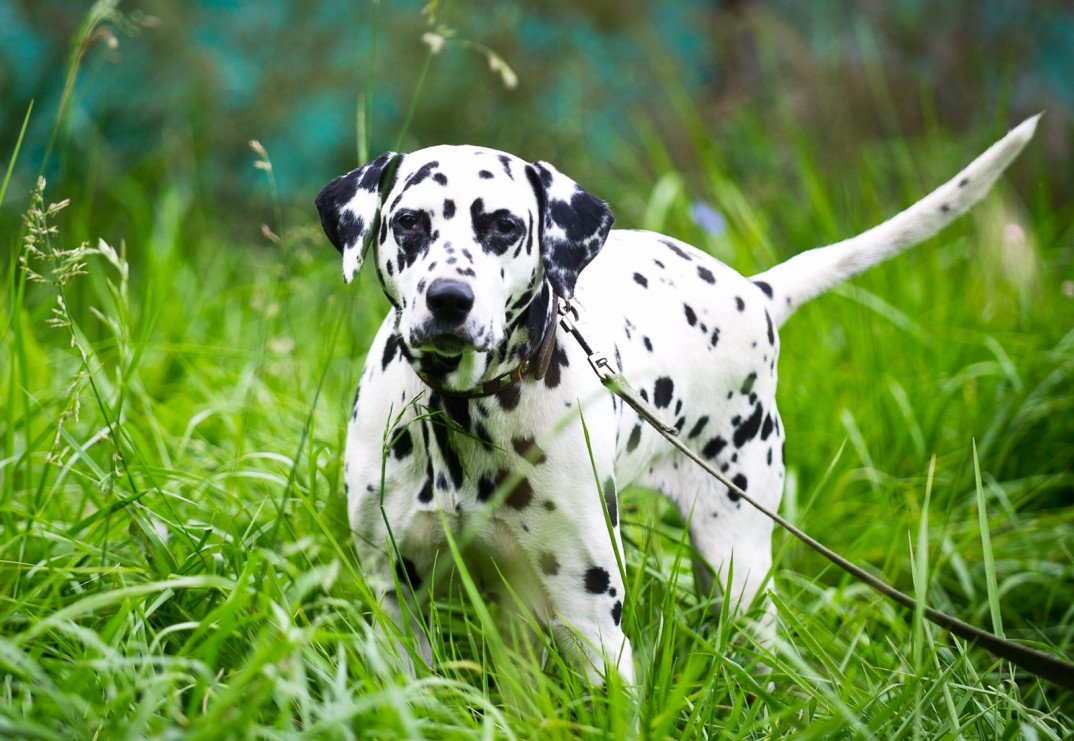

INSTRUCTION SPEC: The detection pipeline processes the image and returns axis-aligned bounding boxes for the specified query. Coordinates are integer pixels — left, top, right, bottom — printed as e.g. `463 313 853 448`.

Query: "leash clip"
587 352 616 382
558 299 580 333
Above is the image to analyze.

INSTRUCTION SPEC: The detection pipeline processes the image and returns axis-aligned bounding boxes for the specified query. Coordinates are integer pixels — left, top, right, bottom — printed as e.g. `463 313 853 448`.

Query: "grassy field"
3 9 1074 739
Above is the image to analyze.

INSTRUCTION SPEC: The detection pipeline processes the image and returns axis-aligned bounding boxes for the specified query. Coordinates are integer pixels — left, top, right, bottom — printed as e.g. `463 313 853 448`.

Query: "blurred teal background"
2 0 1073 236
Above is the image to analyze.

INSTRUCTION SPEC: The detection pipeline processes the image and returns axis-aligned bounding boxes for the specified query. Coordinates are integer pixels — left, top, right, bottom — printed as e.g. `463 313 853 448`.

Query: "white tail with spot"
754 115 1040 327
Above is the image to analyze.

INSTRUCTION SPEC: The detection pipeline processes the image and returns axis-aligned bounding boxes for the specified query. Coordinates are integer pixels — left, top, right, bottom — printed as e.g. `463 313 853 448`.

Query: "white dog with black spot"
316 116 1038 684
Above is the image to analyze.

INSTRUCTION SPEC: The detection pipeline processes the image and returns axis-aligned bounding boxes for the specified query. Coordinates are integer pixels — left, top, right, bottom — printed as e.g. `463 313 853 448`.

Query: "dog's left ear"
315 151 402 284
526 161 614 299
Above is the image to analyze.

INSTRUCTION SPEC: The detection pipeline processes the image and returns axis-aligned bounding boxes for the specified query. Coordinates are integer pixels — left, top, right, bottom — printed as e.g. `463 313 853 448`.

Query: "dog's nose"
426 279 474 324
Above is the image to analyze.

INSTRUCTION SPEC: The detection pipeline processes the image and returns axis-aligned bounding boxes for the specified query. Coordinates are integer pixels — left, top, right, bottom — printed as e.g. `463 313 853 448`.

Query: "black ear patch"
526 161 613 299
315 151 401 283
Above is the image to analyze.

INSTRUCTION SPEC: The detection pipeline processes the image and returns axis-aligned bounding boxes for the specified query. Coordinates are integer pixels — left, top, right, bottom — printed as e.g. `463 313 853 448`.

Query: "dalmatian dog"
316 116 1037 685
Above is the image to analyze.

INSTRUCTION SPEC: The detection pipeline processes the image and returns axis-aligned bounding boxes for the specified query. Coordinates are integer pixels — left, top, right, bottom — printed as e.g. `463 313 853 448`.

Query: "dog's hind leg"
642 421 785 653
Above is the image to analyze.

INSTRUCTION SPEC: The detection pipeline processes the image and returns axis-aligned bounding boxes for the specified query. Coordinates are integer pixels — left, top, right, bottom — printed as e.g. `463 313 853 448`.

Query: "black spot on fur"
683 304 697 326
753 280 773 298
396 557 422 589
477 474 498 502
433 172 447 185
766 310 775 345
633 273 648 288
584 566 611 594
498 155 514 179
660 239 693 261
542 500 556 512
654 377 674 408
611 600 622 626
710 328 721 347
418 478 433 503
761 414 774 440
735 296 745 312
940 203 950 213
439 394 472 434
443 199 456 218
729 474 747 502
603 478 618 527
382 333 403 370
549 190 607 243
473 422 493 450
391 429 413 459
626 425 642 452
643 337 653 352
478 169 494 179
703 436 727 459
959 177 969 187
431 418 464 489
405 161 439 188
740 372 757 394
506 477 534 510
540 552 560 576
733 404 764 448
697 265 715 284
688 416 709 439
512 436 547 465
496 383 521 411
543 345 569 389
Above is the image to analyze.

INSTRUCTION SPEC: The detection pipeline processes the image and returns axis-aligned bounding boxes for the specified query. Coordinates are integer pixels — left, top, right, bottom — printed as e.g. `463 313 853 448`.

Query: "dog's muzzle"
411 279 487 354
426 279 474 324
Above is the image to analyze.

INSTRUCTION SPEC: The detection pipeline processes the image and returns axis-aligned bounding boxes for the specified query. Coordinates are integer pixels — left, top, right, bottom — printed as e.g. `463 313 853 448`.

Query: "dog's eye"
491 217 518 238
394 212 426 234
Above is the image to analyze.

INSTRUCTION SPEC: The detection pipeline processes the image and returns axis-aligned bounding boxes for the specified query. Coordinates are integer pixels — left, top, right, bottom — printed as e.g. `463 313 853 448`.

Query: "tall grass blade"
0 100 32 210
973 440 1005 639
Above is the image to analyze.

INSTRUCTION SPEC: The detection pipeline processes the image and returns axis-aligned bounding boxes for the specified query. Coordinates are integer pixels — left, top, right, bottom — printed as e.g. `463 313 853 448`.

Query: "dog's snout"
426 279 475 324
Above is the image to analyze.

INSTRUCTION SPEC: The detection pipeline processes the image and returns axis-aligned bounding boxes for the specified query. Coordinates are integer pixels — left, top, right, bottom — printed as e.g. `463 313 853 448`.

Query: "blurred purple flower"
689 201 726 237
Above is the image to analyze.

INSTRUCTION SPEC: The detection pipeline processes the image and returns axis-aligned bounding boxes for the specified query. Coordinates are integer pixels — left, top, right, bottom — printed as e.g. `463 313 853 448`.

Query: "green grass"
3 10 1073 739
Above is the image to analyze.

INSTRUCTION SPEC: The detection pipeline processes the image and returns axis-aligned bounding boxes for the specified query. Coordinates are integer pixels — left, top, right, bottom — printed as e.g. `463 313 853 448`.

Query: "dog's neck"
410 279 556 396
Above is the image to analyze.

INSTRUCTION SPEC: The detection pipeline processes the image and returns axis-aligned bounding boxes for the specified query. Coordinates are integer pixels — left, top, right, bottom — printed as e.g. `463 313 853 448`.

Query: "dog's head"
316 145 613 378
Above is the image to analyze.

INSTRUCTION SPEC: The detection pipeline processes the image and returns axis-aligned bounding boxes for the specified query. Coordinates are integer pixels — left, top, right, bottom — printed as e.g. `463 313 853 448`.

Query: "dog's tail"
752 115 1040 328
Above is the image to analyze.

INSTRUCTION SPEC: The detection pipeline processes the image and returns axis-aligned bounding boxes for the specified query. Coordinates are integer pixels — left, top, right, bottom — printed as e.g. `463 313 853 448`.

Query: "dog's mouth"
410 327 493 357
420 333 469 356
409 317 497 358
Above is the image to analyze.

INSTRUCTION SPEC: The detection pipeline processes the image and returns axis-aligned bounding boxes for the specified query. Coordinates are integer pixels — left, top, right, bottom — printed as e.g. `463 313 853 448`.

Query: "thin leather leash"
555 298 1074 691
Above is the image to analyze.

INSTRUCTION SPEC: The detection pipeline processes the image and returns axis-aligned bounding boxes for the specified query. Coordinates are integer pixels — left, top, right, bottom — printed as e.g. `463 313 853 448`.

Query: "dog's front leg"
344 373 438 675
348 483 437 675
521 460 634 686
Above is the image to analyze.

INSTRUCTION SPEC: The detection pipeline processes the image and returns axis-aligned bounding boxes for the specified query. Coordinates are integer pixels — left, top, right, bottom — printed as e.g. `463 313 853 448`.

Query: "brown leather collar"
415 298 560 399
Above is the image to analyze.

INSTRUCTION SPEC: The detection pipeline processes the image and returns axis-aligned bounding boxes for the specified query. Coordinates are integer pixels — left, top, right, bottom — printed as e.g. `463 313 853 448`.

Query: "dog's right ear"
315 152 402 284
